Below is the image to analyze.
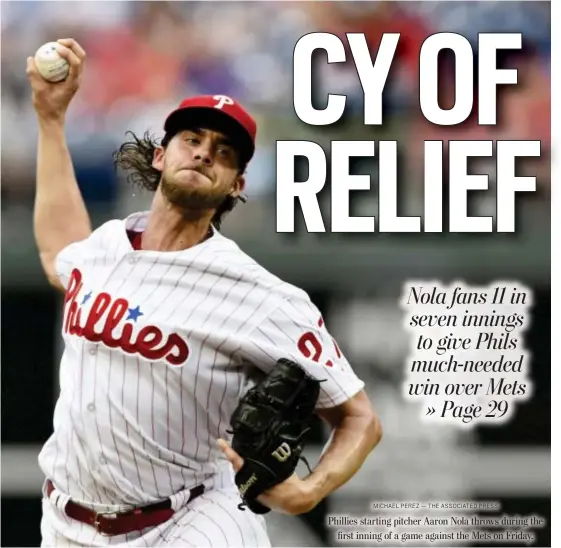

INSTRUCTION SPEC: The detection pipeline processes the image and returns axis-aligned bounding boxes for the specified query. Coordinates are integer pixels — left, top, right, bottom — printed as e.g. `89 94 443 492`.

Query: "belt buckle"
93 510 118 537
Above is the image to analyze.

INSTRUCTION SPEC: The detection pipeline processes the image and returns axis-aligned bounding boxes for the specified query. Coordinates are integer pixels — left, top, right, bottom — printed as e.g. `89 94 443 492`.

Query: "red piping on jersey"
127 230 143 251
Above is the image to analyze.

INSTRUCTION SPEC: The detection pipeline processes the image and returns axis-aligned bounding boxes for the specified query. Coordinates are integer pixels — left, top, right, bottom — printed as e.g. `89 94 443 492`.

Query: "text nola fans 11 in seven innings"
277 32 541 233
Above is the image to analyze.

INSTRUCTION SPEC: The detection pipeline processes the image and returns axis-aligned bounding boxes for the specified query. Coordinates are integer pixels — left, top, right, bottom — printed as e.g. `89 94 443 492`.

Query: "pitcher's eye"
217 146 233 157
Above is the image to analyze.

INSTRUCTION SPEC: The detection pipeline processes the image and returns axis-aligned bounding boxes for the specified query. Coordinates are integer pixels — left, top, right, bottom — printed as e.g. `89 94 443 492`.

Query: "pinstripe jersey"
38 210 365 506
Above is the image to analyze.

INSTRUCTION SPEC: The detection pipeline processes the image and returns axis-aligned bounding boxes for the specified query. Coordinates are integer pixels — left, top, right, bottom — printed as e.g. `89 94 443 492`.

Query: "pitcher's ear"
231 175 246 198
152 146 165 171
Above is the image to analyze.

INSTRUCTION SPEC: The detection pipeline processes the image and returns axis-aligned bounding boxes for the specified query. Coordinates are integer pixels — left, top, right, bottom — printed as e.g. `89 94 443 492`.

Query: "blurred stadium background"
1 1 550 546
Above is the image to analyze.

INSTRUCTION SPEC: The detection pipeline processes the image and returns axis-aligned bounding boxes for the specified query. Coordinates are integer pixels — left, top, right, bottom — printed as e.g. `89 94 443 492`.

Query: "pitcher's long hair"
112 131 246 230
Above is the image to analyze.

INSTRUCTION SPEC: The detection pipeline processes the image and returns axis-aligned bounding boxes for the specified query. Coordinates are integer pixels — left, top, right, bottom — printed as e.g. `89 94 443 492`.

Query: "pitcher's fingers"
54 44 81 79
217 439 244 472
55 44 80 68
57 38 86 60
26 56 41 80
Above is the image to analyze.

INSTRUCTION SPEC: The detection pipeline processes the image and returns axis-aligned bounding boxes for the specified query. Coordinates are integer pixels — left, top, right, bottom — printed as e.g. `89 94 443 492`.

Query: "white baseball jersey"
38 210 365 509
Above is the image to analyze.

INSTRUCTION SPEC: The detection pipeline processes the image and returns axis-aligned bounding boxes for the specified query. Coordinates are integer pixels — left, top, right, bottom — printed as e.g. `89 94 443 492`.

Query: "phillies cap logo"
213 95 234 109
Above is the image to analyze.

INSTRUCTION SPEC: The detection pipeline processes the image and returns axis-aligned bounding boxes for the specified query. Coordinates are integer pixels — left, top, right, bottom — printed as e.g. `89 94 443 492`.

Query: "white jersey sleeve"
55 239 89 290
54 219 121 290
241 295 365 408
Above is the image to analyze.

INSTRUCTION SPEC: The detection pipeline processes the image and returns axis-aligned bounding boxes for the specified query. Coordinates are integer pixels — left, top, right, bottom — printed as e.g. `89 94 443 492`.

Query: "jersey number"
297 318 342 368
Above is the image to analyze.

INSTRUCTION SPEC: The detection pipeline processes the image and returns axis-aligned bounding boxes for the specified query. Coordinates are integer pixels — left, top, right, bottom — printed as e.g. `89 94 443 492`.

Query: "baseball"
34 42 69 82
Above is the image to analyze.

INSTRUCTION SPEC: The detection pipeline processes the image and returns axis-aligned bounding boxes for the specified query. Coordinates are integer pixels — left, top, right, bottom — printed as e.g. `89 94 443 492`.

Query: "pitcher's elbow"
368 412 383 448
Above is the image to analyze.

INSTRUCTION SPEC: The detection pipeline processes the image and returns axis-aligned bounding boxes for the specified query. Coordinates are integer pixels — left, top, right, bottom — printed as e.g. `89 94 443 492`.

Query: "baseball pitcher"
27 38 383 547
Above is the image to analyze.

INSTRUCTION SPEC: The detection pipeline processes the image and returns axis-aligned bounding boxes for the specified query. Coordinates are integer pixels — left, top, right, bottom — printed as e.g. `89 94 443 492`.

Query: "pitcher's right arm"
27 39 91 292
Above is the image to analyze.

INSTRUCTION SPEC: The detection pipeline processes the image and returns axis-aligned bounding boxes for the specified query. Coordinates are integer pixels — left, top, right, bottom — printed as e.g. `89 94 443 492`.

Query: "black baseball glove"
226 358 324 514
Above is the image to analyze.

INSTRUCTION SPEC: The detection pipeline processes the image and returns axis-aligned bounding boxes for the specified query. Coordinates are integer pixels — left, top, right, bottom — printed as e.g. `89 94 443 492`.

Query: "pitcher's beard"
160 176 227 213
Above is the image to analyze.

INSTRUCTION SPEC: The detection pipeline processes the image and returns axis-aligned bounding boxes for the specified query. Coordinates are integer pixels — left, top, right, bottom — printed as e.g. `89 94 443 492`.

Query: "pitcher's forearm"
34 118 91 259
304 413 382 502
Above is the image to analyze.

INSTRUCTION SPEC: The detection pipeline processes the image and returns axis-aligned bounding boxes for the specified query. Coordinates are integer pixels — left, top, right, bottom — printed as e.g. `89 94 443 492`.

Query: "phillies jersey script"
38 211 365 506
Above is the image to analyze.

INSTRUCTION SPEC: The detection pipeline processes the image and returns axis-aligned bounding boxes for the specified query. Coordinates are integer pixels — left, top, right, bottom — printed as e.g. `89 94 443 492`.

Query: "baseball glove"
226 358 324 514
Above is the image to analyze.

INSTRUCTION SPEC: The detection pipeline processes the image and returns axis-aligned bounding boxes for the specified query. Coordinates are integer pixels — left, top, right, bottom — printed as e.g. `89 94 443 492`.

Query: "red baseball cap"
163 95 257 165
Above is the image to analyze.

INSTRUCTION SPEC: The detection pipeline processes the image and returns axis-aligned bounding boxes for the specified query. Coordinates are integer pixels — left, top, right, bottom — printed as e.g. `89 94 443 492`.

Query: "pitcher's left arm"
303 389 382 506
